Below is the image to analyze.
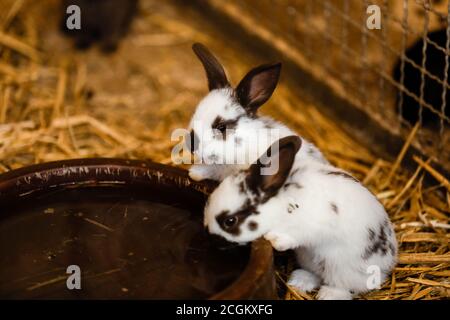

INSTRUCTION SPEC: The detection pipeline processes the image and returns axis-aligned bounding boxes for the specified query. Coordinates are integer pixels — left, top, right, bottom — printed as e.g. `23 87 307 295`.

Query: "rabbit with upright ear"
204 136 397 300
186 43 328 182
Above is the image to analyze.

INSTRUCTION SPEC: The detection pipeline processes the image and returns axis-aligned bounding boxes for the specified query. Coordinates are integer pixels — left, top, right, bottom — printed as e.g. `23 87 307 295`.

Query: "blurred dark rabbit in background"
61 0 139 52
393 28 450 127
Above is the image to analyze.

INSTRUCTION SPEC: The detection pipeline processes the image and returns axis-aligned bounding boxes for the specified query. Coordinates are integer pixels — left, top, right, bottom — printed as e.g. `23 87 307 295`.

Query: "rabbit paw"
287 269 321 293
317 286 352 300
264 232 296 251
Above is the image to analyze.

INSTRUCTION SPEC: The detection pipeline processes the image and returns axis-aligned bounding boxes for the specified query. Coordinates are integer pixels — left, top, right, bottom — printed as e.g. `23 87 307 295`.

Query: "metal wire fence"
228 0 449 165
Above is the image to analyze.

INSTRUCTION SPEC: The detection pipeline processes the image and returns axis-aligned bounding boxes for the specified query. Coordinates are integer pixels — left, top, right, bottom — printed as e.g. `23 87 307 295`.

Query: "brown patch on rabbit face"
248 221 258 231
216 199 259 236
211 116 240 140
238 180 246 194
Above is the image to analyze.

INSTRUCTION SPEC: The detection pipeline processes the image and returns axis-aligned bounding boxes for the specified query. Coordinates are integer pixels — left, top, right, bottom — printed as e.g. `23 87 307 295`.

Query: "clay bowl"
0 159 275 300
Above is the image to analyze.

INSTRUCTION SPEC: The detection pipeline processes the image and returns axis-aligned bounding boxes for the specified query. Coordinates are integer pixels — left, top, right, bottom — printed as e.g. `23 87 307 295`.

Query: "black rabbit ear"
192 43 230 91
236 63 281 116
246 136 301 198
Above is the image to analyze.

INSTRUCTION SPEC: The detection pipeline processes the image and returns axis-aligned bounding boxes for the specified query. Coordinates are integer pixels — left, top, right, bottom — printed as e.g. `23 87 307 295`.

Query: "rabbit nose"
187 129 199 154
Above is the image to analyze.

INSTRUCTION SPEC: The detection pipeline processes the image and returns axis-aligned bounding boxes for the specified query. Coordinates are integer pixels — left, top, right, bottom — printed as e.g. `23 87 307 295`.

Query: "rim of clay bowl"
0 158 274 300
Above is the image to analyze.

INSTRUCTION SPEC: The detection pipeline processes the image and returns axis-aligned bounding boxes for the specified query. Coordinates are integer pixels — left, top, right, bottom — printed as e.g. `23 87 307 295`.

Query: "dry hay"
0 0 448 300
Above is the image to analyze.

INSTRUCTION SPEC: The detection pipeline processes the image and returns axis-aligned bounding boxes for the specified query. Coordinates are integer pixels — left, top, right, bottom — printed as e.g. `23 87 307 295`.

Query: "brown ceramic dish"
0 158 275 299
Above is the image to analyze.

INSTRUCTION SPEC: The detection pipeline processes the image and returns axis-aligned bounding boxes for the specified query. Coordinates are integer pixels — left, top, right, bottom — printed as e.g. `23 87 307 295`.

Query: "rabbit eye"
211 116 239 140
223 216 238 229
216 123 226 133
212 122 227 140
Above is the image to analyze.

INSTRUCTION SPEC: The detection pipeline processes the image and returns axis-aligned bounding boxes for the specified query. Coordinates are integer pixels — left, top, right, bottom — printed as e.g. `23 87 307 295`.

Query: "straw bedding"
0 0 448 300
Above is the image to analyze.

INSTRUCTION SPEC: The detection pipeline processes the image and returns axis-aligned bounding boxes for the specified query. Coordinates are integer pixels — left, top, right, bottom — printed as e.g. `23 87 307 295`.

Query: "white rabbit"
204 136 397 300
186 43 327 182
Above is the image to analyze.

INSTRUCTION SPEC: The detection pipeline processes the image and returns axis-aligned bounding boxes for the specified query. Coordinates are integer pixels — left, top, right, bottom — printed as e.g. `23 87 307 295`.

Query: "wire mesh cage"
204 0 450 172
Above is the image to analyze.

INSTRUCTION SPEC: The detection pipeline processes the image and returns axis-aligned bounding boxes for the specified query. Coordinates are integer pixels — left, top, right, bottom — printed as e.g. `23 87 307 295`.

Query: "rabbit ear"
192 43 230 91
246 136 301 197
236 63 281 116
